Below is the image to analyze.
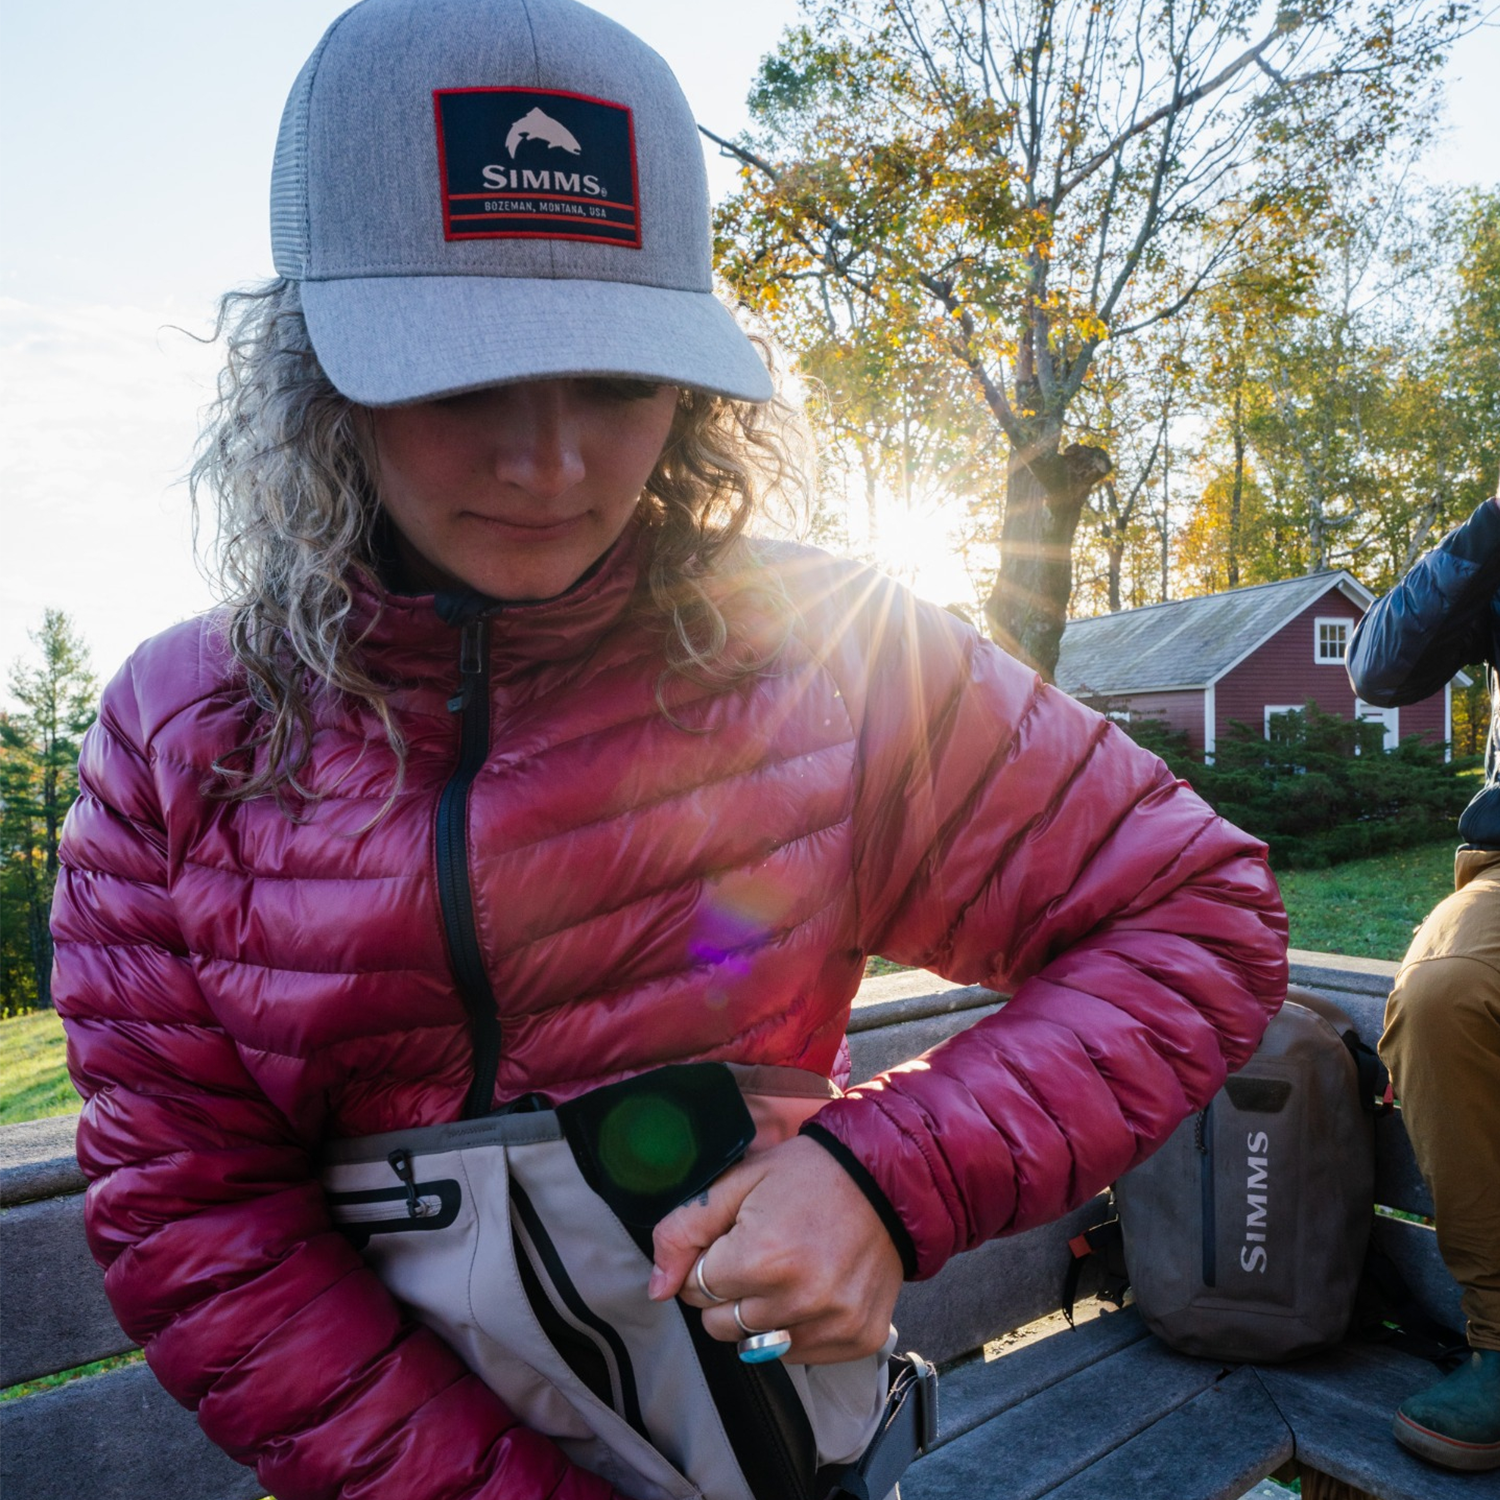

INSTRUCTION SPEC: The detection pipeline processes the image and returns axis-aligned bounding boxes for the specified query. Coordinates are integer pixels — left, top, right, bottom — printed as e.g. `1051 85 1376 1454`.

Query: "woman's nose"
493 382 587 499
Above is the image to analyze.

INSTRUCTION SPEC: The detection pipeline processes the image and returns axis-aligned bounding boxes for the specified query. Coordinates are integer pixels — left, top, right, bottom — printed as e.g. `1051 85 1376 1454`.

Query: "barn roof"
1055 571 1373 696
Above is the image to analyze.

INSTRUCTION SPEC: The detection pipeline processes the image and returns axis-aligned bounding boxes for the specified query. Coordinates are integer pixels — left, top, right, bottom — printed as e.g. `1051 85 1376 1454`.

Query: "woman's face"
369 378 679 600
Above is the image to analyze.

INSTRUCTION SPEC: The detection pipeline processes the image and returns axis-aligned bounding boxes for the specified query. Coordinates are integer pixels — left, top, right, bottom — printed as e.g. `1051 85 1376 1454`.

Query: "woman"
53 1 1288 1497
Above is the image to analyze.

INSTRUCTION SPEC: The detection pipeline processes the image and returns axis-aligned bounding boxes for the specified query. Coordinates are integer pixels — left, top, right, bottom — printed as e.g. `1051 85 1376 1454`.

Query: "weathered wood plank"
0 1361 262 1500
0 1113 84 1208
930 1307 1150 1449
1256 1342 1497 1500
902 1331 1231 1500
1374 1109 1434 1219
1039 1367 1292 1500
893 1199 1106 1368
846 972 1001 1031
1288 951 1400 1004
1371 1214 1467 1339
0 1192 132 1386
849 1002 1003 1083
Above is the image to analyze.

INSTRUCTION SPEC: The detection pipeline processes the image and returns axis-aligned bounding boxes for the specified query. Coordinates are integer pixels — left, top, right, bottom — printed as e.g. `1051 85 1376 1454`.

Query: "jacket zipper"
436 614 504 1119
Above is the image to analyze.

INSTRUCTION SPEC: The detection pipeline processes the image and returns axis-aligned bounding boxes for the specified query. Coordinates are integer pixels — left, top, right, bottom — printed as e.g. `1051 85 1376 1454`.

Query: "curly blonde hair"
190 279 809 806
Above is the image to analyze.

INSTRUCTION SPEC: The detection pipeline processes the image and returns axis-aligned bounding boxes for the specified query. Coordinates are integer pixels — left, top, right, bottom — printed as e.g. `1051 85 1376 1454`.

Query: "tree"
713 0 1469 677
1180 183 1498 600
1070 329 1192 614
1 610 97 1012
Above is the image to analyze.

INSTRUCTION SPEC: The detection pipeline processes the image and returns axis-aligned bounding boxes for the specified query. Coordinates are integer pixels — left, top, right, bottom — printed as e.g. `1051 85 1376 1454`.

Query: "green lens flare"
597 1094 698 1196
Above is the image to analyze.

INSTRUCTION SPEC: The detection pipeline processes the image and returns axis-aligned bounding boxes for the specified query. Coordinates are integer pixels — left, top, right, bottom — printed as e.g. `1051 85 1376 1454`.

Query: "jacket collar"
355 516 650 679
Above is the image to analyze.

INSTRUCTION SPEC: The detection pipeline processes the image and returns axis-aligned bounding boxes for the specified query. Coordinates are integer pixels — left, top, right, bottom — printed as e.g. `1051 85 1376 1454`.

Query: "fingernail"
647 1268 668 1300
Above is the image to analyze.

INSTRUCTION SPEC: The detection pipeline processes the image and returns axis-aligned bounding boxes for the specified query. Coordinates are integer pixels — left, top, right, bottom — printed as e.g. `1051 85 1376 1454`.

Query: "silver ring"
693 1252 727 1305
732 1299 760 1337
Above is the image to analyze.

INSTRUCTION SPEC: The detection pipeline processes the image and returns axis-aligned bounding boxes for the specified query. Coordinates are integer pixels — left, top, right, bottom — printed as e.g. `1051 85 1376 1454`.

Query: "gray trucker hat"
270 0 772 405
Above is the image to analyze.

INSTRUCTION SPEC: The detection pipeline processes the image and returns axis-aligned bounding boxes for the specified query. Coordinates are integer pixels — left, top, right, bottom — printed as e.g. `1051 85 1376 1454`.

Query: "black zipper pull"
448 618 487 712
387 1148 424 1219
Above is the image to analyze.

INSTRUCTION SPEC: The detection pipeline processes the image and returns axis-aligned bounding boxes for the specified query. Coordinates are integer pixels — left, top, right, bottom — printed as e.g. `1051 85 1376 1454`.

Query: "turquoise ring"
737 1328 793 1363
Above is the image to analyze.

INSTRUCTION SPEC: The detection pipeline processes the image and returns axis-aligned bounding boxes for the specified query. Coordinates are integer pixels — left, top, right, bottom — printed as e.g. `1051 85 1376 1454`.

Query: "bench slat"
903 1325 1233 1500
1310 987 1389 1054
1255 1343 1494 1500
894 1199 1104 1367
1374 1110 1434 1218
1372 1215 1467 1339
1038 1366 1292 1500
931 1307 1149 1449
0 1192 133 1386
0 1361 262 1500
848 1001 1001 1083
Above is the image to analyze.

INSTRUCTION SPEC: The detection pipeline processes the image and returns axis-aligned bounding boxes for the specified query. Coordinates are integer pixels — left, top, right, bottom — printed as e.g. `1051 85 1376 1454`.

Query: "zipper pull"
448 617 488 713
387 1148 424 1218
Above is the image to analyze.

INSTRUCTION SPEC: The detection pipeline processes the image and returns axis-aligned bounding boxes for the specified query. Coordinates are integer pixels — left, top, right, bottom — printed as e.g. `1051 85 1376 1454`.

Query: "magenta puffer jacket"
54 531 1287 1500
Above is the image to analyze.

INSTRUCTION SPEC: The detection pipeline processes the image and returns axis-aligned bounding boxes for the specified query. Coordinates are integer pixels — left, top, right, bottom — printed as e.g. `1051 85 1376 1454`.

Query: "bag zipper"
436 613 504 1119
333 1193 445 1225
388 1148 425 1217
509 1180 649 1438
1195 1102 1217 1287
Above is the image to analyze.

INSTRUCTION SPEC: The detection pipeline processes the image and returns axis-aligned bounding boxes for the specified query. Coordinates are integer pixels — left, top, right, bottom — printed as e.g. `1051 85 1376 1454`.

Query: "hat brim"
301 275 774 406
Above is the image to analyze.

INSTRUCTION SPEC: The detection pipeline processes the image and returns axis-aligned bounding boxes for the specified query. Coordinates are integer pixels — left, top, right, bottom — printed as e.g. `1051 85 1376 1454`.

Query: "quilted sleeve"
803 573 1288 1279
1347 496 1500 708
53 659 618 1500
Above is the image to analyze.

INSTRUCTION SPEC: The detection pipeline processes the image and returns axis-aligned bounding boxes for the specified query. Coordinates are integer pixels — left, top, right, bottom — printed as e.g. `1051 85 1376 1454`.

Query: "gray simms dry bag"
321 1062 936 1500
1114 988 1383 1363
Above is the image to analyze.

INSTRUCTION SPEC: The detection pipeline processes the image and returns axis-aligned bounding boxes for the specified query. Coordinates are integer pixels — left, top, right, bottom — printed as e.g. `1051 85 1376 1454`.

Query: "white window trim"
1355 699 1400 752
1264 703 1306 738
1313 616 1350 664
1204 683 1216 762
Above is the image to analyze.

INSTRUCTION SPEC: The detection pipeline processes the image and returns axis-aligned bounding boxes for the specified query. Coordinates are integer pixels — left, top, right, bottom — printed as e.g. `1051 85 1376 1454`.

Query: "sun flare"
860 493 983 615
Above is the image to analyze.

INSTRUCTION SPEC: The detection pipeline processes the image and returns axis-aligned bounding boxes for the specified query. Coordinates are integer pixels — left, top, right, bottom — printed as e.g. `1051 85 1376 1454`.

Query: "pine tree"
1 610 98 1012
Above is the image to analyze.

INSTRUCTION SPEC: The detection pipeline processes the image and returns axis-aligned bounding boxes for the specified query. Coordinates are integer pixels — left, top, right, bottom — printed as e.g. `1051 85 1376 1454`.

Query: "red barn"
1055 570 1458 758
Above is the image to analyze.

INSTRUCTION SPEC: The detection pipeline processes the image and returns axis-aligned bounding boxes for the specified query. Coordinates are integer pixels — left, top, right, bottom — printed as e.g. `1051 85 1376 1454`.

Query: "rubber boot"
1393 1349 1500 1471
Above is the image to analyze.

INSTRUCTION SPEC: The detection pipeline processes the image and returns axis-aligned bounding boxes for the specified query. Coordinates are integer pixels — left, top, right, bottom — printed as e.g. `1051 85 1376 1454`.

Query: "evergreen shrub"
1119 703 1477 869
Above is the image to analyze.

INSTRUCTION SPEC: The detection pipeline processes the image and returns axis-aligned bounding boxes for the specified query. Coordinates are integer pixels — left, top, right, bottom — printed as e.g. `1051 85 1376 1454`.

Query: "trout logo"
434 87 640 248
1240 1130 1270 1273
505 107 582 158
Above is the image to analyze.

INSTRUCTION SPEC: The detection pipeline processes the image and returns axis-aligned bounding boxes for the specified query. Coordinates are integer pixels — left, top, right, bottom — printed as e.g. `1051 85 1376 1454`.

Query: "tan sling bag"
322 1062 936 1500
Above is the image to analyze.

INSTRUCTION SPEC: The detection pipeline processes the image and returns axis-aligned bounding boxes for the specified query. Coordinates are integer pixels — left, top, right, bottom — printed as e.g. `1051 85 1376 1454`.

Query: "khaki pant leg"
1379 854 1500 1350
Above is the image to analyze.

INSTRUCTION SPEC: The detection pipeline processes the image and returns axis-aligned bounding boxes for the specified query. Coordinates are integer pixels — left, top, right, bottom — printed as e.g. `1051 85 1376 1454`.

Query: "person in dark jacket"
1347 491 1500 1471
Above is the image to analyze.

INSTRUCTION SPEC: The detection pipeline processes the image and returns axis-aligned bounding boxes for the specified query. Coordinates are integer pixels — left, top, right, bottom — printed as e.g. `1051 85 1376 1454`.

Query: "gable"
1056 572 1373 697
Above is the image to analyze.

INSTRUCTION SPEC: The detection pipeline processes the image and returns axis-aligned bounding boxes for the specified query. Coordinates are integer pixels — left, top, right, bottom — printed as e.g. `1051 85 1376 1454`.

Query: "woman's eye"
577 377 663 403
429 390 489 414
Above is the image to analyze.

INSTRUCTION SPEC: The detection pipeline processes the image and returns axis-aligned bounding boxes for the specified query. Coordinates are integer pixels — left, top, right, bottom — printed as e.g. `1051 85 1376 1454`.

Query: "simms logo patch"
434 87 640 248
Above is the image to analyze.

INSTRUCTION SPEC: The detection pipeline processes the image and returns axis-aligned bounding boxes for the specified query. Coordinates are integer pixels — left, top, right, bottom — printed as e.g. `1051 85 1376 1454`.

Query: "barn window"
1314 617 1349 663
1264 704 1306 741
1356 699 1400 752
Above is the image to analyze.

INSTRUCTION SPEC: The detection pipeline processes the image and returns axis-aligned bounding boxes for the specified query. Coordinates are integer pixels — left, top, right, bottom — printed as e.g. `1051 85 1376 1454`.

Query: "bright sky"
2 1 1497 686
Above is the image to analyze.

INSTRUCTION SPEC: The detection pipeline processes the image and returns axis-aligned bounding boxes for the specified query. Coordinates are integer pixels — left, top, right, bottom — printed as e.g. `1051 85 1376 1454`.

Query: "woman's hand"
647 1135 904 1365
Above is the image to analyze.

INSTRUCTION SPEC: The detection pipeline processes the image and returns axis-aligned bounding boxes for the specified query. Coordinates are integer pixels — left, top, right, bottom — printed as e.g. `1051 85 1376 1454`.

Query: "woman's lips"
463 511 587 538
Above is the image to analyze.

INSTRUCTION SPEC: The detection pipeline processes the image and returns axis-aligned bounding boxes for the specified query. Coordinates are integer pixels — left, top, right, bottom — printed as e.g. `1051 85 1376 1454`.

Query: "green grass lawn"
0 1008 80 1126
1277 837 1455 963
0 838 1460 1131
